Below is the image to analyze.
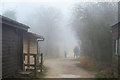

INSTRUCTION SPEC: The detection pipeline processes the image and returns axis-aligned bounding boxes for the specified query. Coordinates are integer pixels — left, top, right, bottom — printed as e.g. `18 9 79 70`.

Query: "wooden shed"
23 32 44 71
1 16 29 78
111 21 120 77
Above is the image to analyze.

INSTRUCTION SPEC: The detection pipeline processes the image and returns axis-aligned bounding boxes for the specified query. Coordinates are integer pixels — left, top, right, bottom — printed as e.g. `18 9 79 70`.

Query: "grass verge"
75 57 119 78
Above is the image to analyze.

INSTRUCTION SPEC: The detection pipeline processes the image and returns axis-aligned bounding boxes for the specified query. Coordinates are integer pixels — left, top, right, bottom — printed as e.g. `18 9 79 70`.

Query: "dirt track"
44 58 95 78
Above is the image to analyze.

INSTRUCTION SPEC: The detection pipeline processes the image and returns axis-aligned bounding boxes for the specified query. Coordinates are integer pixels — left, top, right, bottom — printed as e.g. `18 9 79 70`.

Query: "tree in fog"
72 2 117 62
26 7 62 58
3 10 16 20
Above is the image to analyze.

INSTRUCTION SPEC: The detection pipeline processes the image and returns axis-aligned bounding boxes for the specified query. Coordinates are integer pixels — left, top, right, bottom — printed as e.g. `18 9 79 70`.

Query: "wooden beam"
34 55 37 77
27 36 30 69
24 64 36 66
24 53 36 56
41 53 43 72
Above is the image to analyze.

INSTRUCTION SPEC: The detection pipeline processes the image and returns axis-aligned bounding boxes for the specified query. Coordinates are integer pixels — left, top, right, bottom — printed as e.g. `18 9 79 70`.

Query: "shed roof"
0 15 30 31
24 32 44 39
110 21 120 29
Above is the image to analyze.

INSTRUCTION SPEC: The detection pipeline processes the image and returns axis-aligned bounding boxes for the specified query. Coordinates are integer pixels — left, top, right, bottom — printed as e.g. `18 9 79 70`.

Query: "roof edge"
25 32 44 39
0 15 30 31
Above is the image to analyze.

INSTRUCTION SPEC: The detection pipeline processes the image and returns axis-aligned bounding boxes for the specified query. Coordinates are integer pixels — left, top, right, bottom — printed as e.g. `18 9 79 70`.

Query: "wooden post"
23 54 25 71
28 36 30 70
34 54 37 77
41 53 43 72
118 57 120 78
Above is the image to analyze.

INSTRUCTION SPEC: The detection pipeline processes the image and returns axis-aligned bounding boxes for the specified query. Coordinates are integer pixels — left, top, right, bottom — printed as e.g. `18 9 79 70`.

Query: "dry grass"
79 57 119 78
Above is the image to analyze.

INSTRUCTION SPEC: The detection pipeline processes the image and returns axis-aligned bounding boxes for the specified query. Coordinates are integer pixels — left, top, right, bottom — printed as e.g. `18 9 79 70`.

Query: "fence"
23 53 43 72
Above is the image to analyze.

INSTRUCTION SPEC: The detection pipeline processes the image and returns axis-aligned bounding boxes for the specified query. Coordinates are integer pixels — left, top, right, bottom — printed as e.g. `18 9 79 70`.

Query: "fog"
1 2 118 59
1 1 119 78
1 2 79 58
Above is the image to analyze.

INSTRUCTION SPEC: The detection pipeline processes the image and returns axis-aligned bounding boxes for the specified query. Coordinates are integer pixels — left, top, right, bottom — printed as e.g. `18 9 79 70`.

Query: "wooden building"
1 16 29 78
1 16 44 78
23 32 44 71
111 21 120 77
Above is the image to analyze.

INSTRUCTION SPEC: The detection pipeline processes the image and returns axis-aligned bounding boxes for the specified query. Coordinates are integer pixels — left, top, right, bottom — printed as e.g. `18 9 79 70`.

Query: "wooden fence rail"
23 53 43 72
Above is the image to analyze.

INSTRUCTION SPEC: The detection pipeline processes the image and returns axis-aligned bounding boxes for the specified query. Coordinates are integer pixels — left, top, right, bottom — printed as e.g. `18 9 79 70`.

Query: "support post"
27 36 30 70
41 53 43 72
34 54 37 77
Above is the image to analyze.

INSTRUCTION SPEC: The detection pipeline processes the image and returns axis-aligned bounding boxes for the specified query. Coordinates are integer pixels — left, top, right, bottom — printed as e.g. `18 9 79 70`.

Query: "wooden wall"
30 38 37 54
23 34 37 70
0 18 2 79
23 35 37 54
2 24 23 78
112 24 119 74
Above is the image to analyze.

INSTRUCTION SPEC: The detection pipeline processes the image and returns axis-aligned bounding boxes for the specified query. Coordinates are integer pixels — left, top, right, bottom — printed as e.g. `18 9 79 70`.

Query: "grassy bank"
76 57 118 78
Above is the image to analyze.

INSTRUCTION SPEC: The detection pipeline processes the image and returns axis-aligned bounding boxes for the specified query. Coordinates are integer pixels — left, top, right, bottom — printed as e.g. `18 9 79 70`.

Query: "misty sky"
0 2 80 53
0 0 118 54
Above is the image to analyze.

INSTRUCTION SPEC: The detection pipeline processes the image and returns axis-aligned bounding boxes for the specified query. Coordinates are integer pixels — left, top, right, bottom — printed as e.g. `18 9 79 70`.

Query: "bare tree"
26 7 63 58
3 10 16 20
72 2 117 62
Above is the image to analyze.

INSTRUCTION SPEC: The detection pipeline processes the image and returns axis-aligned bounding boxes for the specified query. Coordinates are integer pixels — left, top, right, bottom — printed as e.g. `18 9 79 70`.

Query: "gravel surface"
44 58 95 78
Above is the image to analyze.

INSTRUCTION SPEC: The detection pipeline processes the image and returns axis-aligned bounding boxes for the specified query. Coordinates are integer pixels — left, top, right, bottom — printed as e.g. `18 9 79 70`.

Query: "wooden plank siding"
23 34 37 54
2 24 24 78
0 16 2 79
1 16 29 78
111 22 120 76
112 25 119 70
23 33 38 70
1 16 44 78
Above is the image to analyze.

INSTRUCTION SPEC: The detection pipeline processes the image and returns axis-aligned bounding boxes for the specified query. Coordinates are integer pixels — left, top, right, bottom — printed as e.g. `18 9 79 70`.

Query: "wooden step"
19 71 32 77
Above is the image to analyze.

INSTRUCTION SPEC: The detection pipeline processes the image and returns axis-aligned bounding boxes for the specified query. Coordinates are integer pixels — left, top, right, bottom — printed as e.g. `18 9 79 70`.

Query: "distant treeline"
72 2 118 62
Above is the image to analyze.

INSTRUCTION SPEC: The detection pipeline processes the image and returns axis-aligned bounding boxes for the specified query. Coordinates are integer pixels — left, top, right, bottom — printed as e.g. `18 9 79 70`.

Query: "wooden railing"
23 53 43 72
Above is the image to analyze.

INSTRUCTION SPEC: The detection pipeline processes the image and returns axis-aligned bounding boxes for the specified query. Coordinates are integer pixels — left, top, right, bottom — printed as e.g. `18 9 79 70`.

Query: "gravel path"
44 58 95 78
